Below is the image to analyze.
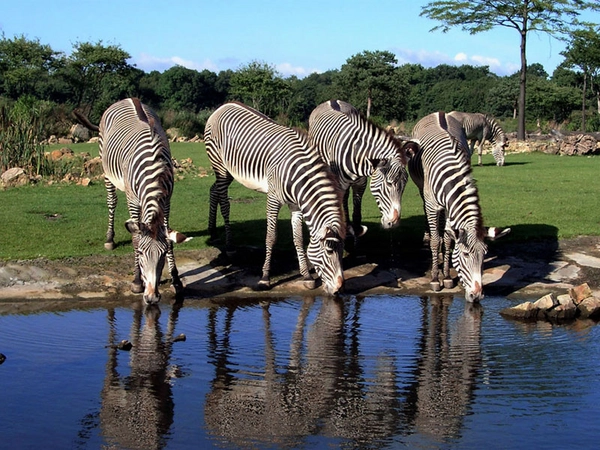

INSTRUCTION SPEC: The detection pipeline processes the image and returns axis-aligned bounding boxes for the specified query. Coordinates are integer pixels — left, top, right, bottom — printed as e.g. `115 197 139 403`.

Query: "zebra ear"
368 158 387 170
168 229 192 244
401 141 419 161
125 219 141 235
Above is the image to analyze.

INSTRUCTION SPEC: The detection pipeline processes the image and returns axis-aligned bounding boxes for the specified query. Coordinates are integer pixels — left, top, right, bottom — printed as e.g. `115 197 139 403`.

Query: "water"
1 295 599 449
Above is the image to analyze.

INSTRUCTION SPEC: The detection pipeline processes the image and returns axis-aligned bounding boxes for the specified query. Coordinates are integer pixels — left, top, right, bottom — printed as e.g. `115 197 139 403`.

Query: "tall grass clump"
0 96 52 176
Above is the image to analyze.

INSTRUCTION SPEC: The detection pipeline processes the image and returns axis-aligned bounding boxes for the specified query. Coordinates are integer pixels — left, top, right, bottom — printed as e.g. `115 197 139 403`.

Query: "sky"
2 0 599 78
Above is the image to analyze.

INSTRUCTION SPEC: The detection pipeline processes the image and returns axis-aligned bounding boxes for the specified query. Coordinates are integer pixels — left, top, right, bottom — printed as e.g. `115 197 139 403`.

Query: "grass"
1 143 599 261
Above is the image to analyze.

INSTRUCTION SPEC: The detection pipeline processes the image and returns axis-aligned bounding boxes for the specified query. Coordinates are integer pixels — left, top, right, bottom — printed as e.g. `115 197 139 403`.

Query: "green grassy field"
1 142 599 261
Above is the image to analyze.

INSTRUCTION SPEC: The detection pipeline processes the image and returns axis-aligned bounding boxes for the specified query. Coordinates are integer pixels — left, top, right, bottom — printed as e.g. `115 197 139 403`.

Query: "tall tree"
334 50 399 119
560 26 600 131
421 0 600 140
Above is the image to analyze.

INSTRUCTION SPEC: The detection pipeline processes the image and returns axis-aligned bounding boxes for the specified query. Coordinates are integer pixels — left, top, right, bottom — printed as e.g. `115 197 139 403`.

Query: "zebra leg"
104 177 117 250
351 179 368 238
209 174 234 252
130 230 144 294
164 212 183 297
478 142 483 166
290 209 315 289
442 230 455 289
427 207 442 292
258 196 282 290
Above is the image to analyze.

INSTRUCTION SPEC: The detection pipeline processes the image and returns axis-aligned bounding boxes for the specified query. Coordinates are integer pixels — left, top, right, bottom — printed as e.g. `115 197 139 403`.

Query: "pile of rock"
500 283 600 322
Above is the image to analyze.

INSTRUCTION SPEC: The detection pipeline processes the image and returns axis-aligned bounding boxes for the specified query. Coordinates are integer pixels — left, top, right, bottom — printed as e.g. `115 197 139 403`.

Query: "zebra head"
368 156 409 229
126 220 187 304
492 139 507 166
450 228 488 303
307 225 345 295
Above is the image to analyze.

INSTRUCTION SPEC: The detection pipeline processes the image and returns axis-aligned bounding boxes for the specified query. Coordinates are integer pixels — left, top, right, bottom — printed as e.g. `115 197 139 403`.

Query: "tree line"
1 32 599 140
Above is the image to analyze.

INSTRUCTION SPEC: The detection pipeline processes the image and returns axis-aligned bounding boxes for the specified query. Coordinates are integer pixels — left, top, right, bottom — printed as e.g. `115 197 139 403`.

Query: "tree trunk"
518 28 527 141
582 72 587 132
367 88 372 119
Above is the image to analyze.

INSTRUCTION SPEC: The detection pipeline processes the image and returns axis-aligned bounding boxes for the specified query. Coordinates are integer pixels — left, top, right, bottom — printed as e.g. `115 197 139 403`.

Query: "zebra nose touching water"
410 111 488 302
308 100 417 239
76 98 188 304
204 102 345 295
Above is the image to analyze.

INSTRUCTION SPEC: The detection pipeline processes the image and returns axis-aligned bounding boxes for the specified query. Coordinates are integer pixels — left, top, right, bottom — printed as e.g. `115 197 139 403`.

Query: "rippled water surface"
1 295 599 449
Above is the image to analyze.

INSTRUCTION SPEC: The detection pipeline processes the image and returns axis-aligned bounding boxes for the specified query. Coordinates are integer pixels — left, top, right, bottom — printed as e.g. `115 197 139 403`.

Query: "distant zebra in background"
204 102 345 295
410 111 487 302
308 100 417 239
447 111 508 166
75 98 188 304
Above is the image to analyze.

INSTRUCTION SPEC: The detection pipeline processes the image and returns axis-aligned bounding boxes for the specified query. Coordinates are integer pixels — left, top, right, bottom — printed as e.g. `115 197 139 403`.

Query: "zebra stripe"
308 100 415 238
410 111 487 302
447 111 508 166
204 102 345 295
98 98 186 304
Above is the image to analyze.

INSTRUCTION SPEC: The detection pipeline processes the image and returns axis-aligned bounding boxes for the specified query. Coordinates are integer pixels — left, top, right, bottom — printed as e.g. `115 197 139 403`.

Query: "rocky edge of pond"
2 236 600 323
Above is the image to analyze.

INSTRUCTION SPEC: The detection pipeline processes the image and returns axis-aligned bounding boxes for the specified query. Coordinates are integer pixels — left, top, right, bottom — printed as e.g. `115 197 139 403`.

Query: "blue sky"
3 0 599 78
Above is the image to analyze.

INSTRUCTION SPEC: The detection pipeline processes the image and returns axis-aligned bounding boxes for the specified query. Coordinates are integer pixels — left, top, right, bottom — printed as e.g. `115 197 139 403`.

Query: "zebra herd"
77 97 510 305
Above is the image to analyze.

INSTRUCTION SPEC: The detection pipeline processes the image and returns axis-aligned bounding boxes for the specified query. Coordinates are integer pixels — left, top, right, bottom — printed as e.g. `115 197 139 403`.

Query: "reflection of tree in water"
403 296 483 442
99 302 183 450
204 297 403 448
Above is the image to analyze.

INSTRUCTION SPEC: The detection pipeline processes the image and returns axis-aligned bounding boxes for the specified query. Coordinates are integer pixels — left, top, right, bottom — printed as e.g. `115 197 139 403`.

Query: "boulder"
546 302 577 321
1 167 28 187
533 293 557 310
559 134 599 156
569 283 593 305
69 123 91 143
578 296 600 319
500 302 538 320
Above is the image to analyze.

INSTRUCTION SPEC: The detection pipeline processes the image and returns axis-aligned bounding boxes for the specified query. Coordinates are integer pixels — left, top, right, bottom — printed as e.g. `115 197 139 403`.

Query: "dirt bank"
2 236 600 314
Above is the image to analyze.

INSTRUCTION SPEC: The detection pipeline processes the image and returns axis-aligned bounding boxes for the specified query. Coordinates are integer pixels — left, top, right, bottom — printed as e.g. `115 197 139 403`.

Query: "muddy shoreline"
2 236 600 314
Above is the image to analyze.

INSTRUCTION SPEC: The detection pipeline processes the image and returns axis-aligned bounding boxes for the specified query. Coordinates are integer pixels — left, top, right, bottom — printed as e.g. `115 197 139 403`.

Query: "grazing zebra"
410 111 487 302
447 111 508 166
76 98 187 304
204 102 345 295
308 100 417 238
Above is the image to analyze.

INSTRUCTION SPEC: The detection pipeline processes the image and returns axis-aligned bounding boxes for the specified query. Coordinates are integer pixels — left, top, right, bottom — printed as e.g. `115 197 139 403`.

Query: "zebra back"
99 98 173 226
308 99 412 230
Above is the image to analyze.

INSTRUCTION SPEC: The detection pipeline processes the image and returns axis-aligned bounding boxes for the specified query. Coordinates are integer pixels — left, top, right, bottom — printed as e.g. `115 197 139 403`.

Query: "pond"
1 294 599 449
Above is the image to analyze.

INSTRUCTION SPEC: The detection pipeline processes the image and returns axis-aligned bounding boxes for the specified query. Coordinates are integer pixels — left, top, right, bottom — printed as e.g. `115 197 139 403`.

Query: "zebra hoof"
257 279 271 290
104 242 115 251
430 281 442 292
303 278 316 290
131 281 144 294
443 279 455 289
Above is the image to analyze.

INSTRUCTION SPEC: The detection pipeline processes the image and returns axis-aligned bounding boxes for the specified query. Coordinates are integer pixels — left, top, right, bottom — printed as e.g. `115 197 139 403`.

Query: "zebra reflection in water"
99 303 183 450
204 296 482 447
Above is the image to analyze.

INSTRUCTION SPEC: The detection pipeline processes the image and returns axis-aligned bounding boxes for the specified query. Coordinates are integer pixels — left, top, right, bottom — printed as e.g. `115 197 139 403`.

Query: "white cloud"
276 62 321 78
393 48 519 76
133 53 219 72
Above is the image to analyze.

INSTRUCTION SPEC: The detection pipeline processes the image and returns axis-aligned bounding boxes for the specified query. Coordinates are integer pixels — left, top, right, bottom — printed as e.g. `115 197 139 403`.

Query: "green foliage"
0 96 50 175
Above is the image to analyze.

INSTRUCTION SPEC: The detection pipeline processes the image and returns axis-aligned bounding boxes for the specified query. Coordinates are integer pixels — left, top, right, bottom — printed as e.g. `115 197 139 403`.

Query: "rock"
84 156 103 177
0 353 5 365
534 293 557 310
69 123 91 143
88 136 99 143
546 302 577 321
1 167 28 187
578 296 600 319
557 293 575 306
569 283 593 305
500 301 538 320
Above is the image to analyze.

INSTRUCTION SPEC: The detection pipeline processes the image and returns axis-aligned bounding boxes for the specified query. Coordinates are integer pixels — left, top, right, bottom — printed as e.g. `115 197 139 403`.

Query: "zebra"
409 111 487 302
75 98 188 304
308 100 417 239
204 101 345 295
447 111 508 166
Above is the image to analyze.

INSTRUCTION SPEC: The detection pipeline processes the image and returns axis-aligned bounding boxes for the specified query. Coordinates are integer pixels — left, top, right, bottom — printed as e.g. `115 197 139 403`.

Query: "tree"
560 26 600 131
0 34 63 100
157 65 219 112
229 61 291 118
334 50 400 119
63 41 134 117
421 0 600 140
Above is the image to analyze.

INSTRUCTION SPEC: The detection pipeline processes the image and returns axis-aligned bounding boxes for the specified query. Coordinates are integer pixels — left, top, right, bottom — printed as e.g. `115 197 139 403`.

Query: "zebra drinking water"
308 100 417 239
410 111 487 302
447 111 508 166
75 98 188 304
204 102 345 295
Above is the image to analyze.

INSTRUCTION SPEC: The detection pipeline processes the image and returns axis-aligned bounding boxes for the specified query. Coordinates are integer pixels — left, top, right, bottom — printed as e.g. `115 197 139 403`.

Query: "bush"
160 108 212 138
